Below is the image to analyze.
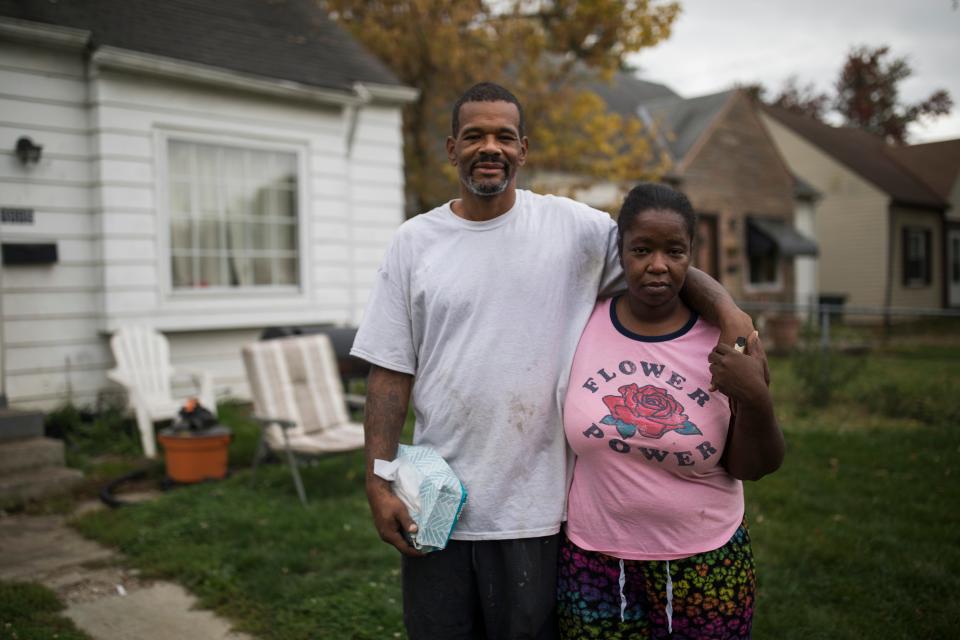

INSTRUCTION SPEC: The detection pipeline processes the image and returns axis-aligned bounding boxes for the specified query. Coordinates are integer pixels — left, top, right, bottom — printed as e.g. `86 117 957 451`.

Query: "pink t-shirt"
563 298 743 560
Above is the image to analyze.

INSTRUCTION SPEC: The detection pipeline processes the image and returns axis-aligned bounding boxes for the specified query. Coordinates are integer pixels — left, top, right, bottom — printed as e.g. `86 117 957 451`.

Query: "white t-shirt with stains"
351 189 623 540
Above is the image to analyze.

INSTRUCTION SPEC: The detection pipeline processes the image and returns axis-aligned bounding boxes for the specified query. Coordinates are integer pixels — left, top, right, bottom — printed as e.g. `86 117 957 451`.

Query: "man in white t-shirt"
350 82 754 639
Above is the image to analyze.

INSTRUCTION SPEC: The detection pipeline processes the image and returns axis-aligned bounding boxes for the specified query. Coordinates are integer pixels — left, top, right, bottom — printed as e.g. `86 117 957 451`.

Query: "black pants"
401 534 560 640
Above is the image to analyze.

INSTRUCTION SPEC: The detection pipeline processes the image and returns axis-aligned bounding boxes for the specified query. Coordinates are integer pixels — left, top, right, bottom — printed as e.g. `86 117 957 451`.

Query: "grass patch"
751 347 960 638
746 420 960 639
74 452 403 640
786 345 864 408
73 404 413 639
46 403 143 464
215 400 264 469
22 399 263 514
0 581 93 640
71 350 959 639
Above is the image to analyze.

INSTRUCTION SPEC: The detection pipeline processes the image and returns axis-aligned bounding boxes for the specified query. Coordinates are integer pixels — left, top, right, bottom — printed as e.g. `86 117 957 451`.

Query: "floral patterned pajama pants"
557 523 756 639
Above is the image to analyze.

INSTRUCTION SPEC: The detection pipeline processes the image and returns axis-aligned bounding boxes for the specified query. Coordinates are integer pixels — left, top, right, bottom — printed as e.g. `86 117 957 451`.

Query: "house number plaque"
1 208 34 224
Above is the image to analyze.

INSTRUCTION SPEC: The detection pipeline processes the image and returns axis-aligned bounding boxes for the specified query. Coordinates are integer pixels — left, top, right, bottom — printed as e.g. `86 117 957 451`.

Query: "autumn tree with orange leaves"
323 0 680 213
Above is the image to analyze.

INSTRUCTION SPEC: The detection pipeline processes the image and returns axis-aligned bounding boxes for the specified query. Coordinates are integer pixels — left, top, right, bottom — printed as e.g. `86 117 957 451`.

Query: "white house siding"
889 205 943 309
793 199 818 313
0 38 101 407
1 39 406 409
338 104 405 321
813 191 889 309
165 328 261 403
761 114 890 308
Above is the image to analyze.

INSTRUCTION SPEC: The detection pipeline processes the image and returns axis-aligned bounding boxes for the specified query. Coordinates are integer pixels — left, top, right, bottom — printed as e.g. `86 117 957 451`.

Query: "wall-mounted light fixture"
15 137 43 165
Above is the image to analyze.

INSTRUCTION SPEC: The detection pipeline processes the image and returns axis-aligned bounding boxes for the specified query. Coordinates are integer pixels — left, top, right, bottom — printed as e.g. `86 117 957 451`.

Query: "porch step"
0 437 66 476
0 409 86 509
0 409 44 441
0 466 84 509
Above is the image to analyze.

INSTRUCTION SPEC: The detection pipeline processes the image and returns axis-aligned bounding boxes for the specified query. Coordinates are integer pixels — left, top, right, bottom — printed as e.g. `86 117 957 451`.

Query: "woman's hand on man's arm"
681 267 769 387
709 332 785 481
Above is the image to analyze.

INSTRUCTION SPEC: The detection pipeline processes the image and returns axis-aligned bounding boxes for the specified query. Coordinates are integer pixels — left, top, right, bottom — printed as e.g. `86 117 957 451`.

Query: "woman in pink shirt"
559 183 785 639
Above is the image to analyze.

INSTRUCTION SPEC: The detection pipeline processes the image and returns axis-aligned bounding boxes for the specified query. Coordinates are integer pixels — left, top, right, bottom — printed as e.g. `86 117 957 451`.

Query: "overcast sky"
628 0 959 143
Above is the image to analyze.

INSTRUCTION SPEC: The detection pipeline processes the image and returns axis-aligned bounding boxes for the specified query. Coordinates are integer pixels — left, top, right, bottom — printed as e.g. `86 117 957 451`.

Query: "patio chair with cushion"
241 333 365 505
108 325 216 458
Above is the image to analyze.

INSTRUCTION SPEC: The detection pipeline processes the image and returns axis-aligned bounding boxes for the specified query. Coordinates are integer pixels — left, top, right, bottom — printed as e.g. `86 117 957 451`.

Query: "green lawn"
746 410 959 638
69 345 960 639
0 581 93 640
77 451 402 639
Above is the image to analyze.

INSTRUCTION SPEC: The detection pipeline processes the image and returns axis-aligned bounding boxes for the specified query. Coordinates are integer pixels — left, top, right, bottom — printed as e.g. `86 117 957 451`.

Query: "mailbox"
1 242 58 265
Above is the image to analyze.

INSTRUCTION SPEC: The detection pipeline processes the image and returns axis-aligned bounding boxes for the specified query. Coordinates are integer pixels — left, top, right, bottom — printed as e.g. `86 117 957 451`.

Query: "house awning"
747 217 819 257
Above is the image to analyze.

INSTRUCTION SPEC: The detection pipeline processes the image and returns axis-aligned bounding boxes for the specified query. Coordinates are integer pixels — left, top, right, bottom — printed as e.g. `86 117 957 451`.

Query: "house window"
748 252 779 286
902 227 931 287
695 214 719 278
167 140 299 289
745 218 781 288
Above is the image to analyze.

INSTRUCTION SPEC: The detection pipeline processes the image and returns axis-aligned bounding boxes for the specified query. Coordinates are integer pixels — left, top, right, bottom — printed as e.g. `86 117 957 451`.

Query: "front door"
949 227 960 307
695 214 719 279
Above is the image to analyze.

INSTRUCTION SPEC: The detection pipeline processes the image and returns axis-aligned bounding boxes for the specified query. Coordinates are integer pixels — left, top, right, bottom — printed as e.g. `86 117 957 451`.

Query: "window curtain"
169 142 194 287
167 141 298 289
225 148 254 287
196 145 223 287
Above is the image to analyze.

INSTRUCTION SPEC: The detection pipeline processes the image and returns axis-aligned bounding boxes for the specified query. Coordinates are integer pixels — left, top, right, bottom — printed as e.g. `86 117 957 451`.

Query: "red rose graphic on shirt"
600 383 701 439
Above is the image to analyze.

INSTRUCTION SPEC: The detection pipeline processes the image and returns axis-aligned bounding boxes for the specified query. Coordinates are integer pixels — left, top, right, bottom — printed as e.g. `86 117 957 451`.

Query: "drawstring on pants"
618 559 627 622
665 560 674 634
617 558 673 634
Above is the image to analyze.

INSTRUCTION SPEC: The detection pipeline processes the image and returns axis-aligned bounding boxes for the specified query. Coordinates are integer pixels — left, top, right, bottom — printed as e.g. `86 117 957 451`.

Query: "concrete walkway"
0 501 253 640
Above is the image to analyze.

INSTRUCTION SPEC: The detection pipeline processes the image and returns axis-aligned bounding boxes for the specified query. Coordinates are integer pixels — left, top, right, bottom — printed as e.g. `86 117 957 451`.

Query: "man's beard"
462 175 509 196
460 156 511 197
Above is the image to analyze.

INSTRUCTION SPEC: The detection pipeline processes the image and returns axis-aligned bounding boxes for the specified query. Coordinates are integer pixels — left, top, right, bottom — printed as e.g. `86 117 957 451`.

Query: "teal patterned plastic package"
373 444 468 553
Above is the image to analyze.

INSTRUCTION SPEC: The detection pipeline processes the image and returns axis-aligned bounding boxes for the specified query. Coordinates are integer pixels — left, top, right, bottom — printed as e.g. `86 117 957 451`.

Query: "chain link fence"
737 301 960 354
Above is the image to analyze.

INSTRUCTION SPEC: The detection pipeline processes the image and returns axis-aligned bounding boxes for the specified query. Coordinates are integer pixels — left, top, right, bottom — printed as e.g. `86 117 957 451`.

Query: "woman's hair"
617 182 697 253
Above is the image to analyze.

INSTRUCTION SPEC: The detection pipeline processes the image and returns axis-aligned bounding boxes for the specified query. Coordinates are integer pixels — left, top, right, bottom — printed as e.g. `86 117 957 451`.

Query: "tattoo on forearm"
681 267 730 323
364 367 413 468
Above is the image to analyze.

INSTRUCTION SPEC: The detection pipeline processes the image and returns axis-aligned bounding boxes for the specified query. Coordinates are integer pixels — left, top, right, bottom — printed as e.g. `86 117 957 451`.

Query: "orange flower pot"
158 426 232 484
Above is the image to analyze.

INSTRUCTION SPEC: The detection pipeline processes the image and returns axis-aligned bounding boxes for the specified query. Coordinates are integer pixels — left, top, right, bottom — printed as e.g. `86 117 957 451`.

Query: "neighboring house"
637 89 818 305
760 106 949 311
542 77 819 307
887 140 960 307
0 0 417 409
589 71 679 120
789 175 822 312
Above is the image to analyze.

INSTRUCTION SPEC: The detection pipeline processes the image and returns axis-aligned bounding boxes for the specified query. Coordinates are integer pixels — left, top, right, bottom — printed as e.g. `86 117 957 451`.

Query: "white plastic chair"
242 333 365 505
107 326 216 458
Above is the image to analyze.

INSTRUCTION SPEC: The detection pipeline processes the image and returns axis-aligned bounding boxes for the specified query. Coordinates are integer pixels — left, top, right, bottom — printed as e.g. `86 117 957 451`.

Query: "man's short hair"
451 82 525 138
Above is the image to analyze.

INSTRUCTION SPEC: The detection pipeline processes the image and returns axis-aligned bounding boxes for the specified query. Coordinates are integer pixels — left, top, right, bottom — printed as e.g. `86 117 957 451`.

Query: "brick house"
639 89 818 306
542 79 819 310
